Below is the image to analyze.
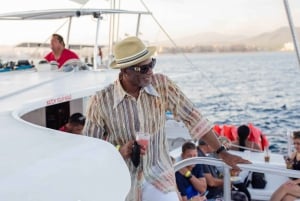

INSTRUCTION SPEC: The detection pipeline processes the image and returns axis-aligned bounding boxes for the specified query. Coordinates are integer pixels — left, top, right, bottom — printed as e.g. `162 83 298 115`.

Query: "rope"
139 0 259 124
229 144 263 153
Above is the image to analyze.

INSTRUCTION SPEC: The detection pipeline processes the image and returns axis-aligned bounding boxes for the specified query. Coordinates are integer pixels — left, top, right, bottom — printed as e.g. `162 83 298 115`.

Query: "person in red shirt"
44 33 79 68
59 113 85 135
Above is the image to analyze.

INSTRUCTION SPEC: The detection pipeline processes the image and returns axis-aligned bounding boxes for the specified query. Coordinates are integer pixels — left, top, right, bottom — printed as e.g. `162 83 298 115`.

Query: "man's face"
50 36 63 50
125 58 155 87
182 148 198 168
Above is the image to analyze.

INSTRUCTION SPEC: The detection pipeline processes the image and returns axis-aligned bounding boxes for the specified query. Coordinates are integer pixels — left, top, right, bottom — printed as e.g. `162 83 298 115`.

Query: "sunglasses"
128 58 156 74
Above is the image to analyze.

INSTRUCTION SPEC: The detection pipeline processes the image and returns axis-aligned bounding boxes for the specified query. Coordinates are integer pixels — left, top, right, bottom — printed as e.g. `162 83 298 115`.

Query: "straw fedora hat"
110 36 156 69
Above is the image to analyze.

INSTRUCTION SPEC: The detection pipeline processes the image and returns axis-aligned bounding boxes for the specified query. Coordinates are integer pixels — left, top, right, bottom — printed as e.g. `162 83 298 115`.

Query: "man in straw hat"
83 36 250 201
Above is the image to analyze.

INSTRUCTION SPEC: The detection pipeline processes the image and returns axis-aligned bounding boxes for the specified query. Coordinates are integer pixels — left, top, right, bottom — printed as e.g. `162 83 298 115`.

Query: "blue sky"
0 0 300 45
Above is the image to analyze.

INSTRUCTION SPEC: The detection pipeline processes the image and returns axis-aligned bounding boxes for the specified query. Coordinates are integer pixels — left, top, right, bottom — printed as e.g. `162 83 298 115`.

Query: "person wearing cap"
82 36 250 201
44 33 79 68
59 112 85 134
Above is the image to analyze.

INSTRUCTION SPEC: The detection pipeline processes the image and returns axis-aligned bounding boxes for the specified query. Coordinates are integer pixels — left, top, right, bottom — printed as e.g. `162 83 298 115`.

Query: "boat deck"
0 69 131 201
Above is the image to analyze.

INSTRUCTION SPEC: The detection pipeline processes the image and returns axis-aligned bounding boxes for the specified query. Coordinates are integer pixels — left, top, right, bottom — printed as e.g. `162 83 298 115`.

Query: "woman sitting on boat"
213 124 269 151
270 130 300 201
230 125 262 152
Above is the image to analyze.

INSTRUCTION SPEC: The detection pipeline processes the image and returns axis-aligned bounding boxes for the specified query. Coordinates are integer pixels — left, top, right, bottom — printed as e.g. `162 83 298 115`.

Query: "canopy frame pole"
283 0 300 69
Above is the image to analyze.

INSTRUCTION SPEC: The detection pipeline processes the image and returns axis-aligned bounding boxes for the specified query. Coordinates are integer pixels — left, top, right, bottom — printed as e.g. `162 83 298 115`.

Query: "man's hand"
119 140 147 160
218 151 251 171
119 140 135 159
178 167 190 176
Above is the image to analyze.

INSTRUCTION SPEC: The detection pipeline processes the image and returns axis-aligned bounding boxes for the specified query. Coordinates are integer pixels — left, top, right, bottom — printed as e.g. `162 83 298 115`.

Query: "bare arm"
189 176 207 194
201 130 251 170
200 130 222 151
204 173 223 187
179 167 207 194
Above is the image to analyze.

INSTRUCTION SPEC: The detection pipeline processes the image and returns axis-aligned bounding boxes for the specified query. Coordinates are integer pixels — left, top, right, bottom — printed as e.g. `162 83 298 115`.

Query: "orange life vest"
213 123 269 150
213 124 238 141
248 123 269 150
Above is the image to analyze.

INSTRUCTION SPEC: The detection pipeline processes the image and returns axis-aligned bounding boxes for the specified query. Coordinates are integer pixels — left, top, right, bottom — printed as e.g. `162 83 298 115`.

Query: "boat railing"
174 157 232 201
238 163 300 178
228 144 263 153
174 156 300 201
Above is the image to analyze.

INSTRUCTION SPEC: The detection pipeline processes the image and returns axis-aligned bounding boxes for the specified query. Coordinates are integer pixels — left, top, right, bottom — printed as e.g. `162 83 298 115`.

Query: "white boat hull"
0 69 131 201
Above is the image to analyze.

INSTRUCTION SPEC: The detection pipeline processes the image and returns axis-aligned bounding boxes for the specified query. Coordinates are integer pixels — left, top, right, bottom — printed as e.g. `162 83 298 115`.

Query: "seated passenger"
175 141 207 201
197 140 250 201
59 113 85 134
270 130 300 201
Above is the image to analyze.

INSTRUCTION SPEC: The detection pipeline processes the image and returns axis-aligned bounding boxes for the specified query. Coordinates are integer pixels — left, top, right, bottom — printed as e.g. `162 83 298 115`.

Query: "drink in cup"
264 146 270 162
136 132 150 149
284 155 293 169
264 155 270 162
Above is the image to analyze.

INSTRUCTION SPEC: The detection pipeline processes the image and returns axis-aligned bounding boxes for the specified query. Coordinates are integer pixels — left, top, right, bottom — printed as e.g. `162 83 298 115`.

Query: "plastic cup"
136 132 150 149
264 146 270 162
264 155 270 162
284 155 293 169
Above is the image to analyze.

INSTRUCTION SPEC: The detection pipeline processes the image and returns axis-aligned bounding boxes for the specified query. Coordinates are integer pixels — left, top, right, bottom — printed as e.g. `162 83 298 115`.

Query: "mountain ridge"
156 26 300 51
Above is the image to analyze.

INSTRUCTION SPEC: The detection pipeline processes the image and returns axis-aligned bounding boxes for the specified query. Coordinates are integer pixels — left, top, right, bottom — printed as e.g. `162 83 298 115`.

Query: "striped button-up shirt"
83 73 212 201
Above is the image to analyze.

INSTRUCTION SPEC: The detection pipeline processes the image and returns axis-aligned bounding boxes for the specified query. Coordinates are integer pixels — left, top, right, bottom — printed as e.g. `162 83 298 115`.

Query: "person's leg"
286 184 300 197
141 181 180 201
270 184 288 201
270 186 285 201
282 194 298 201
270 181 300 201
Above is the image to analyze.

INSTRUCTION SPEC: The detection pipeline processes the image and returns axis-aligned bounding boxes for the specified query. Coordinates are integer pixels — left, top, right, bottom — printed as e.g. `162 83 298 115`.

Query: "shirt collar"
113 79 160 109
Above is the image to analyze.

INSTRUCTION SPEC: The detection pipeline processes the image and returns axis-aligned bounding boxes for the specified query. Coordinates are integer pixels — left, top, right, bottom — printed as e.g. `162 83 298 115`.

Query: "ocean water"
156 52 300 154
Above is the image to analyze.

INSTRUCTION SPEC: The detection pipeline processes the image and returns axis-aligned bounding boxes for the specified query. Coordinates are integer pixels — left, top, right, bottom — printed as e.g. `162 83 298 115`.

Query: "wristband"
215 145 227 154
116 144 121 151
184 170 192 179
184 170 191 177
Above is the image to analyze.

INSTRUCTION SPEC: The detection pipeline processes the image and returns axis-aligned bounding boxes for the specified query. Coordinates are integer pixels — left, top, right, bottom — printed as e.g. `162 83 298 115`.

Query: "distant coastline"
158 44 266 54
154 26 298 53
0 26 298 60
